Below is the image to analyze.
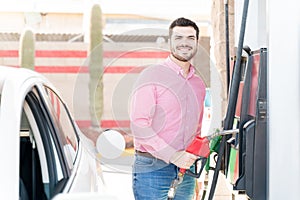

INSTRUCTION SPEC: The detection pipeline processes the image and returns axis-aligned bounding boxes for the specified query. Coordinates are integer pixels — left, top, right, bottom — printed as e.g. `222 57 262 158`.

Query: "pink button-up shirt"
130 56 206 163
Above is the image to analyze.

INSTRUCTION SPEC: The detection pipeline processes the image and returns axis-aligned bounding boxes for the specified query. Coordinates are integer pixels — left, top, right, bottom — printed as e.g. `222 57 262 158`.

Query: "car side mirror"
96 129 126 159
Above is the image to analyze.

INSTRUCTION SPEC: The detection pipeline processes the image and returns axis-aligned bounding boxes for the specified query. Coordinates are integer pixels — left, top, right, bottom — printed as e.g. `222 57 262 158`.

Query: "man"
130 17 206 200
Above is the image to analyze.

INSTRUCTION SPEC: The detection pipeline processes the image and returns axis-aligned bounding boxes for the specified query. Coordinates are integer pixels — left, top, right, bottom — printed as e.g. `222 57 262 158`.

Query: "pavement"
98 148 135 200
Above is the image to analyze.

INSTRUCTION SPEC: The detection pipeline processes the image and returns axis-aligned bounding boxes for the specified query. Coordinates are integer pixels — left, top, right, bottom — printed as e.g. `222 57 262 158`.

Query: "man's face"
170 26 198 62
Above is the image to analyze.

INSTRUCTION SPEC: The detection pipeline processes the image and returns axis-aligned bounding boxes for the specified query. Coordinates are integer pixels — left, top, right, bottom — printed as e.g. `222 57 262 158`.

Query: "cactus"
89 4 103 128
19 29 35 70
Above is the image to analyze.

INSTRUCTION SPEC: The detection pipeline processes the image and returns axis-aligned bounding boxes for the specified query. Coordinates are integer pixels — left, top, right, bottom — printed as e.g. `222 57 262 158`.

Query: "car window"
20 107 48 200
22 87 72 198
43 86 79 170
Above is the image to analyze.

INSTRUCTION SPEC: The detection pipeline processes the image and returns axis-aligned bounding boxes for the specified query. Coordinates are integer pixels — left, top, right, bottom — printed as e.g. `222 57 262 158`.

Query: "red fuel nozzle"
185 135 210 158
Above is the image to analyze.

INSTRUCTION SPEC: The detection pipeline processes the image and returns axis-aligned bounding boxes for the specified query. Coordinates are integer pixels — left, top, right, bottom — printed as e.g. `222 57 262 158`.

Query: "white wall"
268 0 300 199
235 0 267 50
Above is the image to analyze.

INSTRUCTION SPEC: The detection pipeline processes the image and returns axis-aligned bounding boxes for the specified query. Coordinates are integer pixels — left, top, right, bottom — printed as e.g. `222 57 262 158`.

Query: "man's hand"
170 150 198 169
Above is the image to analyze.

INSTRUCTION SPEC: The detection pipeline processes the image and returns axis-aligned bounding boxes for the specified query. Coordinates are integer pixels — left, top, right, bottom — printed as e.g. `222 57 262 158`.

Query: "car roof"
0 65 41 83
0 66 51 94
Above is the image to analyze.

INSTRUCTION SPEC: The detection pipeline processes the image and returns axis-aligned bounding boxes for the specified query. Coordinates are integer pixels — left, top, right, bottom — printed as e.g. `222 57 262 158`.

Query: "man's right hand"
170 150 198 169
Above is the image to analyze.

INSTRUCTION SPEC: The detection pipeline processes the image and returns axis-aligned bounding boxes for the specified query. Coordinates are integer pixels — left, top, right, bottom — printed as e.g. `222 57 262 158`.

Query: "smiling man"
130 17 206 200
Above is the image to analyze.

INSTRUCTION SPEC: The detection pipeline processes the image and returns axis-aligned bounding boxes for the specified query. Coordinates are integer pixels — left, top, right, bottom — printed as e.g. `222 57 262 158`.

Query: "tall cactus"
89 4 103 128
19 29 35 70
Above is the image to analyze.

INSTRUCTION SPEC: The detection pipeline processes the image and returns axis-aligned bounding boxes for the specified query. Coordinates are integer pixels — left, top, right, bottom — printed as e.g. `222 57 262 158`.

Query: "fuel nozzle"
168 135 210 199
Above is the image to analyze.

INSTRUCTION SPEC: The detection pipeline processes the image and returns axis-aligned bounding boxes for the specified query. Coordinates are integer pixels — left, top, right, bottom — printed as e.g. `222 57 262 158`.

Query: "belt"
135 150 155 158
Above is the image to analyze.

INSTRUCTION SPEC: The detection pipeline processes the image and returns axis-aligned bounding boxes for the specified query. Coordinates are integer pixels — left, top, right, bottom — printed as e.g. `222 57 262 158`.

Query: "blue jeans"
132 154 195 200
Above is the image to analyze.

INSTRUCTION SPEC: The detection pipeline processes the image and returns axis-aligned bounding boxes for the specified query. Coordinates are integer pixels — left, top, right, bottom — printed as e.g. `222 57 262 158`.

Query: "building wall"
0 2 211 134
0 12 25 33
0 39 210 133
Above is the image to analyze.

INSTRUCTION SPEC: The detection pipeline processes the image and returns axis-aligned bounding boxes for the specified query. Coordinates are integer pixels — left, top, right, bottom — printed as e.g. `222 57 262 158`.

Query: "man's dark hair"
169 17 199 40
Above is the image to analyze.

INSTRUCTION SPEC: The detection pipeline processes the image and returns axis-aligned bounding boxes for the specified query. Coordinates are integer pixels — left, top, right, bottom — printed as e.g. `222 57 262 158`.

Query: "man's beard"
170 44 197 62
171 52 188 62
171 51 195 62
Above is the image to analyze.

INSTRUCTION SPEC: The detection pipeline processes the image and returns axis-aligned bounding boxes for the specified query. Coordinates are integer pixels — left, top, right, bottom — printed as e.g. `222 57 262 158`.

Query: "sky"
0 0 211 36
0 0 211 22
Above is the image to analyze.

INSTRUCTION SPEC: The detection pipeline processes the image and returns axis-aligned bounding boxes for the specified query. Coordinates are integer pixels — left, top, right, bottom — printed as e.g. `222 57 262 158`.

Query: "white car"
0 66 118 200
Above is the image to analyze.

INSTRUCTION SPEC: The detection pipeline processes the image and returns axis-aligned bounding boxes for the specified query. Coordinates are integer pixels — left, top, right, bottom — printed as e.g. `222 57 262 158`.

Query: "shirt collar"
164 56 195 79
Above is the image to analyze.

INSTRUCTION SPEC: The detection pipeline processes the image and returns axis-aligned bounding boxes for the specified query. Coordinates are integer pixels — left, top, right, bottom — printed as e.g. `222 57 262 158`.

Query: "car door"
19 84 79 200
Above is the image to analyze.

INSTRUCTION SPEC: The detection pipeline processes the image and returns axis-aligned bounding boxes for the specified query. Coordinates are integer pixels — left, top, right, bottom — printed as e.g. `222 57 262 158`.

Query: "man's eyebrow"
173 34 196 39
173 33 195 37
